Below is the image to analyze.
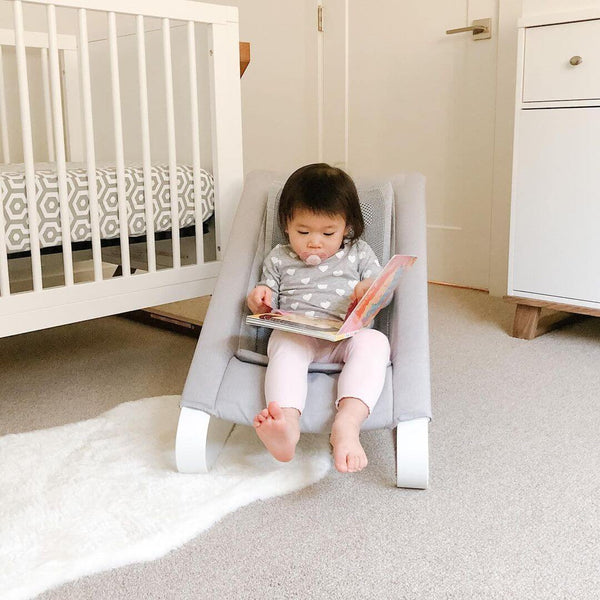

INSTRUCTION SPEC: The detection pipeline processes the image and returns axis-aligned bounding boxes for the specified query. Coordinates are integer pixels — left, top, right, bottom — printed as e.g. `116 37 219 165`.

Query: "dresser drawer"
523 19 600 102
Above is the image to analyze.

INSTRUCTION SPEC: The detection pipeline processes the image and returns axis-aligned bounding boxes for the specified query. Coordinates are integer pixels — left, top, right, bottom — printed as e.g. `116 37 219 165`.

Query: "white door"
321 0 499 289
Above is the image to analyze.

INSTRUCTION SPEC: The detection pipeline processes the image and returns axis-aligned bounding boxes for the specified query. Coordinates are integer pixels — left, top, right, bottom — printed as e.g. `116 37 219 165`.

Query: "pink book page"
338 254 416 335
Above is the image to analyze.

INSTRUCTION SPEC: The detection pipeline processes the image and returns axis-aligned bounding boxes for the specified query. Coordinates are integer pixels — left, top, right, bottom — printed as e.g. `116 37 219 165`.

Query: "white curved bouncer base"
175 407 235 473
395 418 429 489
176 408 430 488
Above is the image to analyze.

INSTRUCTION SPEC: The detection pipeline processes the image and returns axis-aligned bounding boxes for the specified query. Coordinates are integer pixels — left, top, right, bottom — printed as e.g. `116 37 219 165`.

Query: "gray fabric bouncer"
176 170 431 488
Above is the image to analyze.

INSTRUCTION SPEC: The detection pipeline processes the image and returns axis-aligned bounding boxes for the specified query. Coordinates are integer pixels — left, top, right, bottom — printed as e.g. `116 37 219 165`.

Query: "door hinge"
318 5 323 32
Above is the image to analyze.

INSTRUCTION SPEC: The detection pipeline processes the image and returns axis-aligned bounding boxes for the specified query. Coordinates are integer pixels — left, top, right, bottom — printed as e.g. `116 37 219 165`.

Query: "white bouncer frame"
0 0 243 338
176 409 429 489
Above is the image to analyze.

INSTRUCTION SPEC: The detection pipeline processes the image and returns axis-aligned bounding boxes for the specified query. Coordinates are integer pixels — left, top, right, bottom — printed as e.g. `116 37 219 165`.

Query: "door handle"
446 18 492 40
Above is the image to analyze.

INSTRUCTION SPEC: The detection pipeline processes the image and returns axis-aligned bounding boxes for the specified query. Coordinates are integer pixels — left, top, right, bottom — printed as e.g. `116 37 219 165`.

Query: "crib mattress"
0 163 214 254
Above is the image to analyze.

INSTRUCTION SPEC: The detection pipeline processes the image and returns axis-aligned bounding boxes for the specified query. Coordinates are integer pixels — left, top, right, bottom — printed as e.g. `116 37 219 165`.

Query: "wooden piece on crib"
239 42 250 77
176 407 235 473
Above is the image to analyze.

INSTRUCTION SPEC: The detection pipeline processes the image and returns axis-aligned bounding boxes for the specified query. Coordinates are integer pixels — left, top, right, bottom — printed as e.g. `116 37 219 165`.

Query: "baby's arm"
350 242 385 303
247 285 273 314
250 246 282 313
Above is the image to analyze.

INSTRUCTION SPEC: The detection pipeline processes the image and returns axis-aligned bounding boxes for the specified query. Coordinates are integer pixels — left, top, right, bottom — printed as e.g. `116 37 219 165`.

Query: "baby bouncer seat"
176 170 431 488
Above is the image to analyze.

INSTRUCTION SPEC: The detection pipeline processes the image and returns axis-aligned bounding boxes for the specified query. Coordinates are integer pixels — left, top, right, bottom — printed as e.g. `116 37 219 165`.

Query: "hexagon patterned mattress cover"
0 163 214 253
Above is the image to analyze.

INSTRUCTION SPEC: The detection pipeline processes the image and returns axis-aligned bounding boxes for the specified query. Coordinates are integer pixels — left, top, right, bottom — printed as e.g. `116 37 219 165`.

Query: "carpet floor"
1 284 598 599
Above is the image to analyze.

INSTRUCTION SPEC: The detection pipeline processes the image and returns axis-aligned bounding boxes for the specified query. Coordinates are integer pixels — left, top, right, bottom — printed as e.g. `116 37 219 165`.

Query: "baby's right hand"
247 285 273 314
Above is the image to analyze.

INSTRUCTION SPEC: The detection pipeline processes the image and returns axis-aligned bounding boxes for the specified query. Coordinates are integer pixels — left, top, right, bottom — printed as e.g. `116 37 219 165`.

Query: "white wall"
198 0 320 176
0 46 50 163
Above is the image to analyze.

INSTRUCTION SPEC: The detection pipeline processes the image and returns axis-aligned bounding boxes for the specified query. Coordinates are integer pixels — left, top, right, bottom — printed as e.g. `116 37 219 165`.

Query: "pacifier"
304 254 322 266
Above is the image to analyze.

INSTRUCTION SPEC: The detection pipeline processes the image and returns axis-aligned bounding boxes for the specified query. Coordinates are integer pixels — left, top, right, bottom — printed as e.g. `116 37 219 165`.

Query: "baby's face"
286 209 348 263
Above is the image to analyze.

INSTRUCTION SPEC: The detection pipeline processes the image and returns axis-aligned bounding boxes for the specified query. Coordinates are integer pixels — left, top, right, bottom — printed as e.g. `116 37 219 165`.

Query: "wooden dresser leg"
512 304 541 339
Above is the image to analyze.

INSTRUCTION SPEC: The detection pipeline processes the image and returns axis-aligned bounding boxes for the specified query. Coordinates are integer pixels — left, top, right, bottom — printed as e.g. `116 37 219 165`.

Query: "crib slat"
48 4 74 286
162 18 180 269
0 46 10 164
40 48 54 162
19 0 235 25
0 44 9 290
78 9 102 282
108 11 131 276
0 179 9 295
136 15 156 273
14 0 43 291
188 21 204 266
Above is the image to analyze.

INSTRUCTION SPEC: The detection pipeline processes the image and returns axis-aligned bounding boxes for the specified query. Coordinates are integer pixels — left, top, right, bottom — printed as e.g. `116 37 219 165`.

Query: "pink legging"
265 328 390 414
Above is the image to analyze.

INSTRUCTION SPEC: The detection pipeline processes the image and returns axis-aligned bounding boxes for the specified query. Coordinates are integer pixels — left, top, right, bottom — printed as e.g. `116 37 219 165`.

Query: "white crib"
0 0 243 338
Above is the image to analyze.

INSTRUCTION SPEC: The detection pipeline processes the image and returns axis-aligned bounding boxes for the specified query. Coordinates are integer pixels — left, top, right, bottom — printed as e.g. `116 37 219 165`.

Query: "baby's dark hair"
278 163 364 241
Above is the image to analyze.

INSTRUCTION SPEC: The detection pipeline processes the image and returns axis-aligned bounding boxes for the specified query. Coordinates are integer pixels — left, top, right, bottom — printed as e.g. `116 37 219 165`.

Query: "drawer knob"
569 55 583 66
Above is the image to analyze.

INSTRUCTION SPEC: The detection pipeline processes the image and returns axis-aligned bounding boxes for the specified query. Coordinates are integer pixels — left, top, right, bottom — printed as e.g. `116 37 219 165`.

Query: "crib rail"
21 0 237 23
0 0 243 337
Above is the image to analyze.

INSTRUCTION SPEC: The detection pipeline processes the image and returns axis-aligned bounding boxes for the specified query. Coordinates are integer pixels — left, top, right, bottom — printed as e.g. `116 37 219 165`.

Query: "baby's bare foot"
253 401 300 462
330 417 368 473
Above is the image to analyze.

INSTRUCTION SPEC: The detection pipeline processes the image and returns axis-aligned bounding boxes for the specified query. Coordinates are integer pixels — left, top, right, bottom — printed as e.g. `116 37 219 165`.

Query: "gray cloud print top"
258 239 382 321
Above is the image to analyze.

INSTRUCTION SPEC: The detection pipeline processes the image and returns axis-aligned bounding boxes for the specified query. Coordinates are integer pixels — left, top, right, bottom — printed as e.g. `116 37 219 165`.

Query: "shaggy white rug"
0 396 332 600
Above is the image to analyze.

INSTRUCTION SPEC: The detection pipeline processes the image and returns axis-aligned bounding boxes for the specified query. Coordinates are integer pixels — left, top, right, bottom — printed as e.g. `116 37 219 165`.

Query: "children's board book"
246 254 417 342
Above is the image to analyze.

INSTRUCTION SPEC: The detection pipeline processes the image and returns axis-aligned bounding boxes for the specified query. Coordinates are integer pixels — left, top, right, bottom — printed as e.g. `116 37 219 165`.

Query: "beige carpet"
1 284 598 599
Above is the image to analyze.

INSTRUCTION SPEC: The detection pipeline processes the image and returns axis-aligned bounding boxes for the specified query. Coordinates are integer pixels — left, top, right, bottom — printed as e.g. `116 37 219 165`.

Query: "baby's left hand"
350 278 374 302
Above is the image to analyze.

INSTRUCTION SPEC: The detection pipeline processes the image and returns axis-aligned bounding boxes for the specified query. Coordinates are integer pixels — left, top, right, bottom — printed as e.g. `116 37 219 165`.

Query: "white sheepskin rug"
0 396 332 600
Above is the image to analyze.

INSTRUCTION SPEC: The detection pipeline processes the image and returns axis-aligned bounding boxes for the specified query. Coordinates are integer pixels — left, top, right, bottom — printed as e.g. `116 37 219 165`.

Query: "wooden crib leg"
175 407 234 473
396 418 429 489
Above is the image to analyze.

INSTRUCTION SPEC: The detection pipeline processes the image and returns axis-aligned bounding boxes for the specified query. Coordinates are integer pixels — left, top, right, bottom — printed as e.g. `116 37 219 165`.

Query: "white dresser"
507 10 600 338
